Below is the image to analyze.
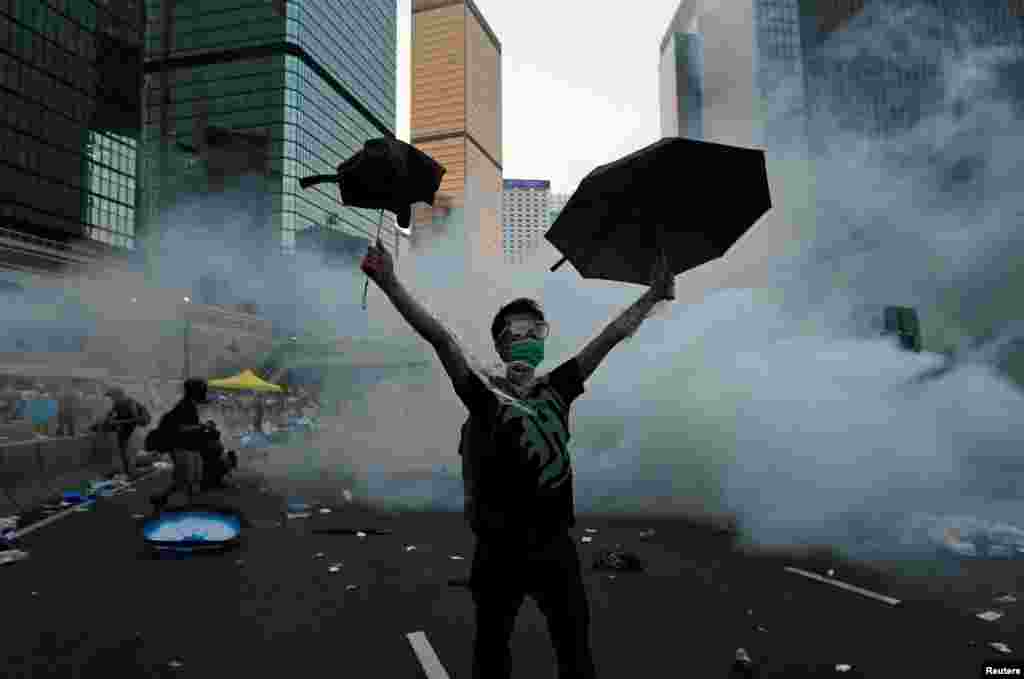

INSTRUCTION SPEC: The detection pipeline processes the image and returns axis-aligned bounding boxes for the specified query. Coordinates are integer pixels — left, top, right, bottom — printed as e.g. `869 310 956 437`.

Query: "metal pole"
184 318 190 379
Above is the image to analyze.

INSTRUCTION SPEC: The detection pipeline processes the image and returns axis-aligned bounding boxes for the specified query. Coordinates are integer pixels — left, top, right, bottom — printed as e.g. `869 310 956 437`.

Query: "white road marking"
784 566 902 607
406 631 451 679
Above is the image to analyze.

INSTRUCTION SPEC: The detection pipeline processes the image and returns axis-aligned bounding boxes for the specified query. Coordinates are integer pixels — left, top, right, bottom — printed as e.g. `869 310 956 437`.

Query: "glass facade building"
142 0 397 260
0 0 144 258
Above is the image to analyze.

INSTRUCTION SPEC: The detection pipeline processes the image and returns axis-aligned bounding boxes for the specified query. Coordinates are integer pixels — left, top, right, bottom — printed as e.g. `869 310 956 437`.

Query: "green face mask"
506 338 545 368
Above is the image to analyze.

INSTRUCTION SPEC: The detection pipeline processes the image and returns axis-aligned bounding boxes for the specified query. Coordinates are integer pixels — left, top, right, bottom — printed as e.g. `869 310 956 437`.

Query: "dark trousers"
470 530 597 679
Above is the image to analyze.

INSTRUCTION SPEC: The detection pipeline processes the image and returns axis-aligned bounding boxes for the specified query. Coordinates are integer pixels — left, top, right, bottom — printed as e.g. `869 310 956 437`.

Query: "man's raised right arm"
362 240 473 390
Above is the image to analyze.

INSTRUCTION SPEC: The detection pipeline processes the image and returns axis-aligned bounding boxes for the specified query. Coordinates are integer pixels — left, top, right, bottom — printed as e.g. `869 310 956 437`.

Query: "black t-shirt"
157 398 200 449
109 397 141 439
456 358 586 544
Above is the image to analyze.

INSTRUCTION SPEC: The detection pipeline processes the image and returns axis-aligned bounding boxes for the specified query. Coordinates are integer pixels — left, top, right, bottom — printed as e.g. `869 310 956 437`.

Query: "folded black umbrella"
299 137 446 231
547 137 771 287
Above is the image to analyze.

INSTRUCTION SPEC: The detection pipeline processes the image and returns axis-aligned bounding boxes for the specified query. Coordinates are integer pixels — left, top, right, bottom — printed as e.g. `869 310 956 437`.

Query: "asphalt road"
3 459 1022 678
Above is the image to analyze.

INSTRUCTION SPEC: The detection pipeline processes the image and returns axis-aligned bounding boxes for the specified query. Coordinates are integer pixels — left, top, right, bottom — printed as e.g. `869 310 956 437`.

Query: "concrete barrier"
0 434 117 498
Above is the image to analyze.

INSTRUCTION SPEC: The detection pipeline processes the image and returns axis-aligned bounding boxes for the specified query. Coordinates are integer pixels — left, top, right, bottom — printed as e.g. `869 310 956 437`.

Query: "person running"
360 239 674 679
149 379 212 513
93 387 149 479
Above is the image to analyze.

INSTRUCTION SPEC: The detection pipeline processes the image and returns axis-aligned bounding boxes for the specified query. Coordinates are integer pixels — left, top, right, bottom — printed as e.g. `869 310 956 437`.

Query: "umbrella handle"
550 256 568 272
299 174 337 189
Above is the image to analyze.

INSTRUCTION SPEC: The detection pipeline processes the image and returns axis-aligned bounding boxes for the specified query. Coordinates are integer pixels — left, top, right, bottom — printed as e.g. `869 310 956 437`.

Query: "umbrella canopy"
208 369 283 393
546 137 771 286
298 137 446 230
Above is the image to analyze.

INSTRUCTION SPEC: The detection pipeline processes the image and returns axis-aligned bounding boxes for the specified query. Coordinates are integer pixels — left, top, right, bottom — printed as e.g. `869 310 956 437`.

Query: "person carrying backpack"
92 387 151 480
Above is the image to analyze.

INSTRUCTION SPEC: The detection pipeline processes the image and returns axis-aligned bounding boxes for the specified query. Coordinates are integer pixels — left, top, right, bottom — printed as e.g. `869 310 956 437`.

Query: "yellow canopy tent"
208 369 283 393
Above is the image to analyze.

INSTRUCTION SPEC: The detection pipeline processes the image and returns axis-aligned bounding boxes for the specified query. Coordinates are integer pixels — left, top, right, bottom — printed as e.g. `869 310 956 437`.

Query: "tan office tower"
410 0 503 259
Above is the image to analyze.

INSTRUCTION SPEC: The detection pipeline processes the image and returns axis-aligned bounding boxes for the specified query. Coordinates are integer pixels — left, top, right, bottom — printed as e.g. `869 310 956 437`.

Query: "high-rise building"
502 179 549 263
141 0 399 263
1 0 146 273
410 0 502 259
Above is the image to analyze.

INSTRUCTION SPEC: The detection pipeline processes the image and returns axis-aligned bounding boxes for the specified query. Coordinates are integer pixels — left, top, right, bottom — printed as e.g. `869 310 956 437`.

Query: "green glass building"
0 0 145 263
141 0 397 258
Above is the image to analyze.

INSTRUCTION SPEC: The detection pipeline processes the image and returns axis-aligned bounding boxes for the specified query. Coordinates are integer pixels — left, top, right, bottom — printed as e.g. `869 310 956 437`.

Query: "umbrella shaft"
299 174 336 189
550 256 568 272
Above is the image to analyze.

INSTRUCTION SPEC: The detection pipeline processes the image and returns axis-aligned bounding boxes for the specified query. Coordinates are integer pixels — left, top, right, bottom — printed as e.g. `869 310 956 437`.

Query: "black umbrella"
300 137 446 229
300 137 446 307
547 137 771 289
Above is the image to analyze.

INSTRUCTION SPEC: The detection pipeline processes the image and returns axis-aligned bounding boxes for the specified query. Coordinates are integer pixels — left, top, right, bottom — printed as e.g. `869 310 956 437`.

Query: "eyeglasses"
499 319 549 343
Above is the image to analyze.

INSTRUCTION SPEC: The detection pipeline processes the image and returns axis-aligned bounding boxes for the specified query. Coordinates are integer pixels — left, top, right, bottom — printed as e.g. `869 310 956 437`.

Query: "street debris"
312 528 394 536
0 516 18 531
168 659 184 669
73 505 90 513
639 529 656 540
319 508 332 514
994 594 1018 604
313 552 326 559
405 545 418 552
754 625 768 633
132 514 146 519
0 549 29 565
730 648 755 678
342 490 353 503
827 569 835 577
449 555 464 560
836 665 853 673
286 511 312 520
328 563 343 573
345 584 358 591
153 461 173 471
584 528 598 534
235 559 245 566
977 610 1004 622
592 549 646 573
989 642 1013 655
580 536 593 544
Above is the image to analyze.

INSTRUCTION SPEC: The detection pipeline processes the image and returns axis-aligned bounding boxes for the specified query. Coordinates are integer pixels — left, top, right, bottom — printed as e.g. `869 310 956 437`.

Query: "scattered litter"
592 549 646 573
328 562 343 573
989 642 1013 655
405 545 418 552
732 648 755 676
319 508 332 514
345 584 358 591
286 512 312 520
994 594 1018 604
73 505 90 513
827 569 835 577
449 555 464 561
342 490 353 503
235 560 245 566
606 575 617 581
311 528 394 536
754 625 768 633
639 529 656 540
313 552 326 559
168 659 184 669
747 609 754 617
0 549 29 565
584 528 598 534
31 591 38 596
836 665 853 673
132 514 146 519
153 461 172 471
977 610 1004 622
581 536 593 544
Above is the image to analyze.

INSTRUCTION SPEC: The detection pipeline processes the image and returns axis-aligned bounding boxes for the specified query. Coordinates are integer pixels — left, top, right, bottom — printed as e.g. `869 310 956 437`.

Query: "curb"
9 465 167 540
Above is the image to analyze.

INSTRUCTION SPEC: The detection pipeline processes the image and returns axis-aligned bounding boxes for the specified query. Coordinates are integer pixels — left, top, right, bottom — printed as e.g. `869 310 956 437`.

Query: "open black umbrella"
300 137 446 307
547 137 771 288
300 137 446 229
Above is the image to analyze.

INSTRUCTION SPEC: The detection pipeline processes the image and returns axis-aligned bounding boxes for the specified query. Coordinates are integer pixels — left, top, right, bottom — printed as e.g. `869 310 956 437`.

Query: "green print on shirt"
497 388 572 491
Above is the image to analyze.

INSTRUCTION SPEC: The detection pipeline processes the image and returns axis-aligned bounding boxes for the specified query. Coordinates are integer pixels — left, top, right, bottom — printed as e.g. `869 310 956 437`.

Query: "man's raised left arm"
574 250 675 383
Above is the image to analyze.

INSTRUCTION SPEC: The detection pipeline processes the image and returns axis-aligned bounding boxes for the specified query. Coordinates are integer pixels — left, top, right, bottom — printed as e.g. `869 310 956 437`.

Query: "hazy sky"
394 0 686 195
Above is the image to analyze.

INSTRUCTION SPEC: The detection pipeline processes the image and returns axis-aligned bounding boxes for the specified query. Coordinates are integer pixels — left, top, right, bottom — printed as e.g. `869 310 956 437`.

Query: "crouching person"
149 378 212 513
